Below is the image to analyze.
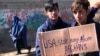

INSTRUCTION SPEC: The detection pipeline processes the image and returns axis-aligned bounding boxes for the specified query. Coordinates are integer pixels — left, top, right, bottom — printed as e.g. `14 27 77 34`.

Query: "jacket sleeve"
88 7 98 19
35 28 42 56
87 7 99 22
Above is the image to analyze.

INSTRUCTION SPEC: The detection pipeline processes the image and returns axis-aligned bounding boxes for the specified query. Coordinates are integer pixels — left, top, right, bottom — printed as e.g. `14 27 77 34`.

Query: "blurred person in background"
9 16 31 54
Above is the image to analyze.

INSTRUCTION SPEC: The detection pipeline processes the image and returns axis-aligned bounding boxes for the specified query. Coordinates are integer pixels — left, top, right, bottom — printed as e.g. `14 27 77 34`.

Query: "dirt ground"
0 28 36 56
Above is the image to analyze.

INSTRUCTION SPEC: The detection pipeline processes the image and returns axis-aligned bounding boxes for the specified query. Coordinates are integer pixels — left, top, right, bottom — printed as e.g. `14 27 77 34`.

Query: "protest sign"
38 23 99 56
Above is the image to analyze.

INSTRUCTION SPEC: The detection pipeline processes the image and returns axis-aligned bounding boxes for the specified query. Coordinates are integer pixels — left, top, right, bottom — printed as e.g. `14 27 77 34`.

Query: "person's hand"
88 0 100 8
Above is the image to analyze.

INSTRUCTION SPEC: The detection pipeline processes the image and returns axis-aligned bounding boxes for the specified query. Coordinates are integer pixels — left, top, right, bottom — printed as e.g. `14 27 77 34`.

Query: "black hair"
44 0 59 11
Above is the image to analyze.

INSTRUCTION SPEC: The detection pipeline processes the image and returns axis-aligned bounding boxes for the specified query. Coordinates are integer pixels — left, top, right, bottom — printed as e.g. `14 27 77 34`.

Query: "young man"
10 16 31 54
35 0 70 56
71 0 100 56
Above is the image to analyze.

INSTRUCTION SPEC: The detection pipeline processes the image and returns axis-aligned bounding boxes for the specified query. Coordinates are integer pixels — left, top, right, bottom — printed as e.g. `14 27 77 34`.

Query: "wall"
0 8 74 30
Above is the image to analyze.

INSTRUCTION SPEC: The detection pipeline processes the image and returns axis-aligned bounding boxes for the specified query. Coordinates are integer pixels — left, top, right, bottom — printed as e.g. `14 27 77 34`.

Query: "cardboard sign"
38 23 99 56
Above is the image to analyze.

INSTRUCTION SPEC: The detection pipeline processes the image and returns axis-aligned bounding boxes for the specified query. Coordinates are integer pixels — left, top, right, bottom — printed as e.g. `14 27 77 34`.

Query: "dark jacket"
10 16 28 48
71 8 100 56
35 17 70 56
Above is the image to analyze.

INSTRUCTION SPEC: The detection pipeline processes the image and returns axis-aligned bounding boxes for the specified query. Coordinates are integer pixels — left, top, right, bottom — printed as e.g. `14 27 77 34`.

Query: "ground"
0 28 36 56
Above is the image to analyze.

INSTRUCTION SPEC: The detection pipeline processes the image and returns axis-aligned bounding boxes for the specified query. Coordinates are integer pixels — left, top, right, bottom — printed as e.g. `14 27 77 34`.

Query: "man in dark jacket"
70 0 100 56
35 0 70 56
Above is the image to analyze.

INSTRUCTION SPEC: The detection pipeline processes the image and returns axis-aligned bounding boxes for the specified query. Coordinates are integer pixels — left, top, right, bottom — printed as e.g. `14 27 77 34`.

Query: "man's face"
46 7 59 21
72 7 89 25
